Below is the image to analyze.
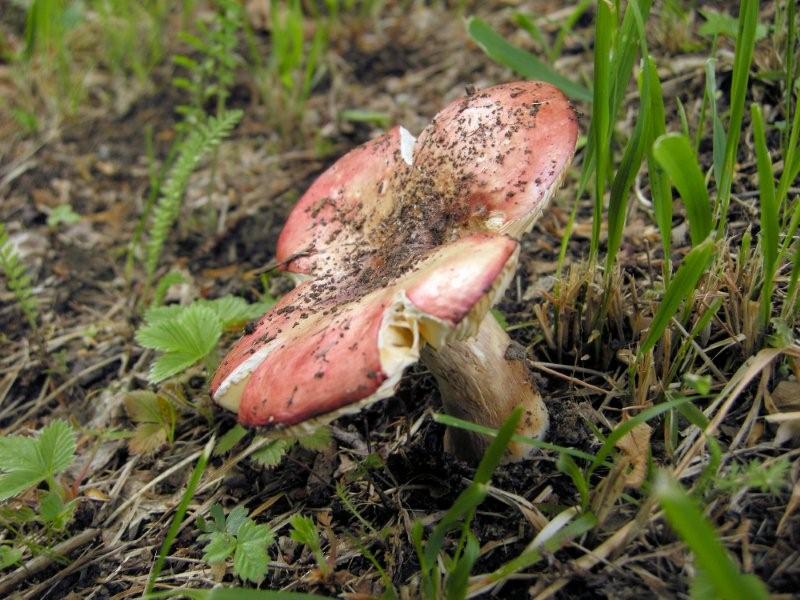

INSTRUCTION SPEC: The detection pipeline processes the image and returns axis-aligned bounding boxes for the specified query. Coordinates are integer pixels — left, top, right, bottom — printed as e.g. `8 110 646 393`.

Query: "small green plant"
173 0 243 128
0 544 23 570
244 0 328 137
46 203 81 228
0 420 77 530
250 426 332 468
290 513 331 577
199 504 275 584
715 458 790 495
0 222 39 328
143 109 243 283
135 294 270 383
91 0 169 82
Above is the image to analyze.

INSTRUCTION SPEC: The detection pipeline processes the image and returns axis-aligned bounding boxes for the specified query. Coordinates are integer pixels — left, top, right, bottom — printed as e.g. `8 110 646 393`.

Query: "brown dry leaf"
202 264 242 280
84 488 110 501
246 0 270 30
764 380 800 446
124 391 177 455
777 479 800 536
591 458 629 526
85 202 130 231
615 421 652 488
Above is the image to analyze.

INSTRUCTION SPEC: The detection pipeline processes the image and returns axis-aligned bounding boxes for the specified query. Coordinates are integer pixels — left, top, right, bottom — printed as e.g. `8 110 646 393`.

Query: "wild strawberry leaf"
233 519 273 583
0 420 76 501
251 438 294 467
136 303 222 383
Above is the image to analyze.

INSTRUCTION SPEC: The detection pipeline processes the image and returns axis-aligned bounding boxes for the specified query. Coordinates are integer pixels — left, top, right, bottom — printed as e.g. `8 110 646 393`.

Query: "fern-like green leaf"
0 222 38 327
144 109 243 279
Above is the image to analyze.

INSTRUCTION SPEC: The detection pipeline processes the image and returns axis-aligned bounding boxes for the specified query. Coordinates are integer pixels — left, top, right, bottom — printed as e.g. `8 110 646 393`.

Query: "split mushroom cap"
211 81 578 448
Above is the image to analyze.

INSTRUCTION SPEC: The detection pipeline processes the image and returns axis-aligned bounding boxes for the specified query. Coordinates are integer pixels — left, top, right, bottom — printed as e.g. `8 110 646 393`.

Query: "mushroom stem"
421 316 548 462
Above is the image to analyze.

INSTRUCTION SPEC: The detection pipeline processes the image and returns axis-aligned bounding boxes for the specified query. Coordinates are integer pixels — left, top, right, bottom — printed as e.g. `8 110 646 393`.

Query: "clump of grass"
244 0 329 138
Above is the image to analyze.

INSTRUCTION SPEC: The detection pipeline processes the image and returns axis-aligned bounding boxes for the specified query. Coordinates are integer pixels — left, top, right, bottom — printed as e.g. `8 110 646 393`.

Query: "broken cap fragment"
211 81 578 456
212 233 518 428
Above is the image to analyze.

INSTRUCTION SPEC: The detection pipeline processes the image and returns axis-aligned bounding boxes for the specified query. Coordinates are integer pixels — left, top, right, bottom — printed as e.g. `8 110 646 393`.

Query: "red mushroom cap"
212 82 577 429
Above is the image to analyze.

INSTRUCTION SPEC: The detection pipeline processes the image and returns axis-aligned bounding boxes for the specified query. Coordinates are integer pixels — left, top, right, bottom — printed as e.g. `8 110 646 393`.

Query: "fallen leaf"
615 421 652 487
765 380 800 446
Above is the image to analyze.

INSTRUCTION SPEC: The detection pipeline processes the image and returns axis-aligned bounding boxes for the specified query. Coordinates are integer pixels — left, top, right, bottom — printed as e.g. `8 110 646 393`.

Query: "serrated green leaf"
203 531 237 564
0 469 46 501
136 304 222 383
289 514 320 550
210 503 226 532
0 420 76 501
233 520 272 583
0 434 38 473
47 204 80 227
39 490 76 530
225 505 249 536
203 296 272 330
251 438 293 467
296 427 331 451
38 420 77 477
0 545 23 570
143 304 185 325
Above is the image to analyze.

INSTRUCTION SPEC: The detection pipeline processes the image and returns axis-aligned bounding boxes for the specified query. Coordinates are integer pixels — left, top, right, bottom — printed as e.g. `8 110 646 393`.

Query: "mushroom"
210 82 578 462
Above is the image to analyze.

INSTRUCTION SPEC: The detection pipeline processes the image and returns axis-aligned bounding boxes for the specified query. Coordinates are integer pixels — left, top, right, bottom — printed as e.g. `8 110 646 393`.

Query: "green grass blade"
588 395 692 476
423 408 521 568
480 512 596 585
653 133 713 246
550 0 592 61
654 472 769 600
145 436 215 594
716 0 759 234
777 78 800 210
605 67 650 275
785 241 800 317
557 453 589 508
642 56 671 282
779 0 797 204
750 103 779 327
638 237 715 357
513 12 550 55
704 59 727 186
465 17 592 103
432 412 598 463
609 0 653 119
589 0 614 262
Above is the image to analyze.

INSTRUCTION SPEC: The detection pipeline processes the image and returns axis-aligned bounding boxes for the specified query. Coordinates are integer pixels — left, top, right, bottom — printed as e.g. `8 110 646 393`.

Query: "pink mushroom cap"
211 81 578 430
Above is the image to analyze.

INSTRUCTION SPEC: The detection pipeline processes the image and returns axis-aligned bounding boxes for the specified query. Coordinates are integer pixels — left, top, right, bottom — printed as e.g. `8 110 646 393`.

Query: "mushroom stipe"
210 81 578 462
